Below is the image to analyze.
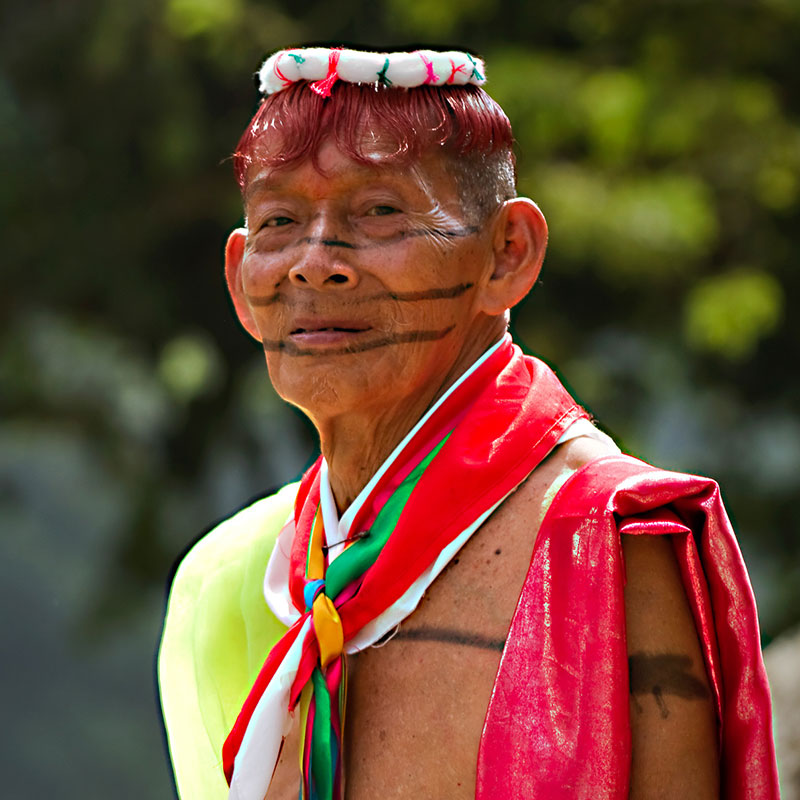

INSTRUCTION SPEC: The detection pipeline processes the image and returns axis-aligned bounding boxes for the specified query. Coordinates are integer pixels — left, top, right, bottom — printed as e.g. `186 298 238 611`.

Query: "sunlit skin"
225 138 719 799
225 139 546 509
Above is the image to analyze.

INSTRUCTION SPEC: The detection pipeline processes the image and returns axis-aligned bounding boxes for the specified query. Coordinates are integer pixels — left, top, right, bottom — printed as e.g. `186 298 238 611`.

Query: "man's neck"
318 331 505 512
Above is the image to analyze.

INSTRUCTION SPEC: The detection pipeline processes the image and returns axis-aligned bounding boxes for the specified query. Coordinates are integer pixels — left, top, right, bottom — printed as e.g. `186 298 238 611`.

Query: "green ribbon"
310 666 335 799
305 431 451 799
324 434 450 598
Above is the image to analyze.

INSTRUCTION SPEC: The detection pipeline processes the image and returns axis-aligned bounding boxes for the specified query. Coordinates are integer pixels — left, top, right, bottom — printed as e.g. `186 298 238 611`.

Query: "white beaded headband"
257 47 486 98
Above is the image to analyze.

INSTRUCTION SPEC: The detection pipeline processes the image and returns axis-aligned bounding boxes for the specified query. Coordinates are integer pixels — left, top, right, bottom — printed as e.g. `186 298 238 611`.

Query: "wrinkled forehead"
241 129 461 205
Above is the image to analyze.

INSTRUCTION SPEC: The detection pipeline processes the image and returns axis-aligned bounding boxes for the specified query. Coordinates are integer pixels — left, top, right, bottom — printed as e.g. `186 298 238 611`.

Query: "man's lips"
287 319 373 345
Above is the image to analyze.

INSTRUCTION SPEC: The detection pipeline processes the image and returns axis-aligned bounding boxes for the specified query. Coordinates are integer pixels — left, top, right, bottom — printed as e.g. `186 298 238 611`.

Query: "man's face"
228 139 503 423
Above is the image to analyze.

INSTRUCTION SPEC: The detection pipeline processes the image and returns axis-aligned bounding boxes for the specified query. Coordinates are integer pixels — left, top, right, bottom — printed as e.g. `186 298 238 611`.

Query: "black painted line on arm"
393 626 506 652
628 652 710 719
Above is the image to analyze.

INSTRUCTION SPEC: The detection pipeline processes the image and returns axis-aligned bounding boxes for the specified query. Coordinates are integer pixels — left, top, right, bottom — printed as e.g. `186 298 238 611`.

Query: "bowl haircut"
233 81 517 223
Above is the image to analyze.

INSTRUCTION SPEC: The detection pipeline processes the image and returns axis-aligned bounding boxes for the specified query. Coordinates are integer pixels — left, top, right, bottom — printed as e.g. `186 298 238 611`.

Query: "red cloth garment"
477 454 779 799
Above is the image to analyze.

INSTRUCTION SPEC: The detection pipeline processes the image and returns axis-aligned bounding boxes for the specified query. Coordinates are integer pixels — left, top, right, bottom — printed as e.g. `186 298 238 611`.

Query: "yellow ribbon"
307 512 344 669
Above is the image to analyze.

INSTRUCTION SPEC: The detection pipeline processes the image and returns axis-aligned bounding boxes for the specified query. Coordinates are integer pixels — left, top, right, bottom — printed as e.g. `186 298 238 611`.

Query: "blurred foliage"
2 0 799 796
684 267 784 360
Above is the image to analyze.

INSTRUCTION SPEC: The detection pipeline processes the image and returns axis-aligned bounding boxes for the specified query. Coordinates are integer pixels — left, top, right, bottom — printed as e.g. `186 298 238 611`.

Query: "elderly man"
159 48 778 800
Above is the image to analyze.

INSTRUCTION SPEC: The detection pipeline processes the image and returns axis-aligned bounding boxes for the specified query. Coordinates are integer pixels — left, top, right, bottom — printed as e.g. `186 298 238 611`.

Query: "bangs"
233 81 514 189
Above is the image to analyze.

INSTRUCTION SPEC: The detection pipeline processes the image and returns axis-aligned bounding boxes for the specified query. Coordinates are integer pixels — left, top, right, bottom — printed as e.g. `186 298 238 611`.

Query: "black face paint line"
247 282 475 308
392 626 506 653
628 652 710 719
249 293 282 307
297 236 357 249
261 326 455 357
385 283 474 302
254 224 481 256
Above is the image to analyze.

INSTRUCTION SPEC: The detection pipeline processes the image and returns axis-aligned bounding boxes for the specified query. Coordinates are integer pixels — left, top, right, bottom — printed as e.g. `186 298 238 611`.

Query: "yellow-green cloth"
158 482 298 799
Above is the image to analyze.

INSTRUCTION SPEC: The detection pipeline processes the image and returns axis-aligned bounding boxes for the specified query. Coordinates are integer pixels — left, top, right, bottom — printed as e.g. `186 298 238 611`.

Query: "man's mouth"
286 320 373 347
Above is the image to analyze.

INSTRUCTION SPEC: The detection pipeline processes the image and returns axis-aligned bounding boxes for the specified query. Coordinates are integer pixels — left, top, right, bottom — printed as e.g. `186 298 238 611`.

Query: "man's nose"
288 259 359 289
288 228 360 290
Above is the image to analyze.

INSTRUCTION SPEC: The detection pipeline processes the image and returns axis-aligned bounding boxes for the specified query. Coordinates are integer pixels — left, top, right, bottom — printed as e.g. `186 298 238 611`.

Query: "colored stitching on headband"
466 53 484 82
310 49 342 98
377 57 392 86
448 58 468 84
417 51 440 84
273 53 292 89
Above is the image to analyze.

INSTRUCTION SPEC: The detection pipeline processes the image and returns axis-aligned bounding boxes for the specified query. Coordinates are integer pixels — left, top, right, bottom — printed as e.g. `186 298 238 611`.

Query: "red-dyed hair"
233 81 516 197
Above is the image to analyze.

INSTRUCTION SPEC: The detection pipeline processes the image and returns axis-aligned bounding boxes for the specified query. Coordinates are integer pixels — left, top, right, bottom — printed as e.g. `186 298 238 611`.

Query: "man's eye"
262 216 294 228
365 205 399 217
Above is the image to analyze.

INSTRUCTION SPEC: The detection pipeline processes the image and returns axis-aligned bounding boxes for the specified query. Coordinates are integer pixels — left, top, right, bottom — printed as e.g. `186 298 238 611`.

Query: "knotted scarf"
222 336 589 799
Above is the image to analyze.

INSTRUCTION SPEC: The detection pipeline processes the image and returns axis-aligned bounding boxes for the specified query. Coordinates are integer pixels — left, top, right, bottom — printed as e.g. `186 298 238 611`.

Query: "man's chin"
270 367 374 417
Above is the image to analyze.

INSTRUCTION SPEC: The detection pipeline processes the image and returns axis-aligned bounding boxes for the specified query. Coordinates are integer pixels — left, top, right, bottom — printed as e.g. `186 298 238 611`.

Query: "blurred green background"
2 0 798 796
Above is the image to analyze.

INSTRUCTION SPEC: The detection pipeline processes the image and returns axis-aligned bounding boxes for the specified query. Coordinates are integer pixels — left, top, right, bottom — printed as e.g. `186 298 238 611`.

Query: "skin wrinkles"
247 281 476 308
261 326 455 356
292 225 481 248
260 225 482 254
404 225 481 241
628 652 710 719
246 155 483 259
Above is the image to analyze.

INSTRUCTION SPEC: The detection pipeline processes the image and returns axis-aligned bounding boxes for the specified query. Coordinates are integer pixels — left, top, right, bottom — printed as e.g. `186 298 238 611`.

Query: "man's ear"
225 228 262 341
480 198 548 316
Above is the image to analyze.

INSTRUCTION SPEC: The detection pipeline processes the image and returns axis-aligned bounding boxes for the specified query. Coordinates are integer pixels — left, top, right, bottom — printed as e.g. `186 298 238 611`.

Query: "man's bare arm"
623 533 719 799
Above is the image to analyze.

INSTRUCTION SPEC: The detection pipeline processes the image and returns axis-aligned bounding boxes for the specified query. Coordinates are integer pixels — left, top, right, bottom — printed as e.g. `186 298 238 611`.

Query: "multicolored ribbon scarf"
223 336 589 800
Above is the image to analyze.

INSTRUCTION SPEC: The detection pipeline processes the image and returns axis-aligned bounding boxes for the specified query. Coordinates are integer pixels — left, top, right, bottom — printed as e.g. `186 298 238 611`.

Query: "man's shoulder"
557 433 620 472
510 433 727 543
554 445 722 516
503 433 621 523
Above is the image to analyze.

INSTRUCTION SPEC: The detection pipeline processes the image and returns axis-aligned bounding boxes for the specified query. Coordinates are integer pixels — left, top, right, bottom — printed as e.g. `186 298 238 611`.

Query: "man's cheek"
378 297 447 336
250 305 287 343
416 302 449 332
241 254 285 303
